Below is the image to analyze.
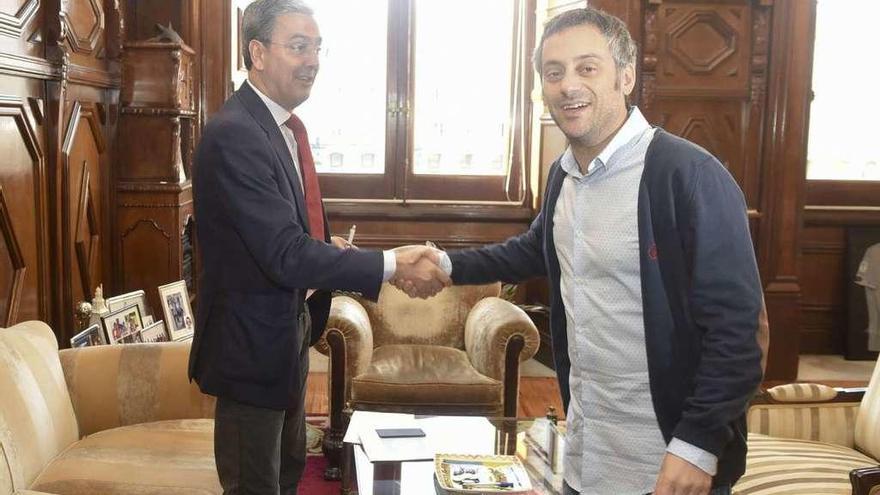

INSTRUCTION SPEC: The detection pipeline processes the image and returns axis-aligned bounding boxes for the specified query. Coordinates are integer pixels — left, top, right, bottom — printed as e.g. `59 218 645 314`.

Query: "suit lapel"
235 82 311 233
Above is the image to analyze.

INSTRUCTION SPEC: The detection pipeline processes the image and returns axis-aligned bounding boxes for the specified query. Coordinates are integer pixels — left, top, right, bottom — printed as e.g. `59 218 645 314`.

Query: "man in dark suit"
188 1 447 493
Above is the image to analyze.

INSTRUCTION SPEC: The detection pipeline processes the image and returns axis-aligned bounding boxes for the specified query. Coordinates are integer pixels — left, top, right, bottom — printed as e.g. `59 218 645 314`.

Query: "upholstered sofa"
735 357 880 495
1 321 220 494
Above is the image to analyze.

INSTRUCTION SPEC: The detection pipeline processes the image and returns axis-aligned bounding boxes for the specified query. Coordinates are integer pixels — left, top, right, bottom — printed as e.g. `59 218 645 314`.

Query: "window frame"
316 0 536 204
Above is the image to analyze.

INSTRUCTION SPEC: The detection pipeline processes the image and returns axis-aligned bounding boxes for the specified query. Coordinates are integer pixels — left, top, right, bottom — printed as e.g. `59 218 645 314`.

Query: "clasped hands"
389 245 450 299
330 238 450 299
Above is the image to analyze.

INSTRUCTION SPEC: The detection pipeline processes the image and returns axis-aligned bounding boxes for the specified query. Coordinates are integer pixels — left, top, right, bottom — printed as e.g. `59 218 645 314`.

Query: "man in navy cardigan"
434 8 764 495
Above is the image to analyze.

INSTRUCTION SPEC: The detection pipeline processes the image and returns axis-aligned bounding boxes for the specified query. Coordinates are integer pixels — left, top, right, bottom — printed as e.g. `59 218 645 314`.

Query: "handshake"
390 244 451 299
330 236 451 299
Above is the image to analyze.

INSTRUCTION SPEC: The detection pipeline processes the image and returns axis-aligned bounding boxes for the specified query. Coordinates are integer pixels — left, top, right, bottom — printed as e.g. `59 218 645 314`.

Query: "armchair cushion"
351 345 502 415
30 419 220 494
734 433 877 495
359 283 501 349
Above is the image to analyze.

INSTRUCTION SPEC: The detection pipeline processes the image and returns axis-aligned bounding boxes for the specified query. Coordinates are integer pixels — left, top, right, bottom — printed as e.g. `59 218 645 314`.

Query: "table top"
346 413 565 495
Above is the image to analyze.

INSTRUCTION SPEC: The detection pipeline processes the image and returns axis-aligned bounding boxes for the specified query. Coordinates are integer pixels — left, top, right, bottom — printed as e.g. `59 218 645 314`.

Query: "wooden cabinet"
115 41 196 316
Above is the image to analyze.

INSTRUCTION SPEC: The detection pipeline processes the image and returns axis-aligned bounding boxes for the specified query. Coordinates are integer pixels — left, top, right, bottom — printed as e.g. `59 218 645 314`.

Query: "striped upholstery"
0 321 79 493
59 342 215 436
734 434 876 494
29 419 220 494
0 321 221 495
747 402 860 448
765 383 838 402
740 357 880 494
855 355 880 461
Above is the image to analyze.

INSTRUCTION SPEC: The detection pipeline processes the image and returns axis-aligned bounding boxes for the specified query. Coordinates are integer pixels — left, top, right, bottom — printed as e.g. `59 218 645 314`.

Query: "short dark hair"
241 0 313 70
533 8 637 74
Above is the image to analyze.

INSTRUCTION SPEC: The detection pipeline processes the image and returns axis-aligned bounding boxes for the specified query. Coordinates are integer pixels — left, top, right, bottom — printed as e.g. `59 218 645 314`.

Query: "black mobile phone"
375 428 426 438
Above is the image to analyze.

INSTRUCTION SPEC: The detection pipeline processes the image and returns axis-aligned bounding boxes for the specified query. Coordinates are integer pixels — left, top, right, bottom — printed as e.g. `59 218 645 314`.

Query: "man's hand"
331 236 355 250
390 245 450 299
653 453 712 495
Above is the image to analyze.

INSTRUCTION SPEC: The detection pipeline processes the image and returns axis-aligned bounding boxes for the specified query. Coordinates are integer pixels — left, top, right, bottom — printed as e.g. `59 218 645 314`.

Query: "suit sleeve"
204 122 384 298
448 211 547 285
672 156 764 456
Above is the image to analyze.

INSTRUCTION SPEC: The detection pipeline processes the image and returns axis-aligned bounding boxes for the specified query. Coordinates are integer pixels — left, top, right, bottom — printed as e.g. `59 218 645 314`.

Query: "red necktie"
284 114 326 241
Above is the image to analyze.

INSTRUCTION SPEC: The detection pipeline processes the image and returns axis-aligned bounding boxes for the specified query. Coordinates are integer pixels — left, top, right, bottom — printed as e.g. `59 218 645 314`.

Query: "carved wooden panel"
62 101 105 328
0 89 47 326
61 0 103 54
656 5 750 92
0 0 39 38
641 0 770 211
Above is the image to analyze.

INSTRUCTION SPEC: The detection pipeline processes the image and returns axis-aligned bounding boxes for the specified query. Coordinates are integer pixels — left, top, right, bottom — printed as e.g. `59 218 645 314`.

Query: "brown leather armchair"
315 282 540 479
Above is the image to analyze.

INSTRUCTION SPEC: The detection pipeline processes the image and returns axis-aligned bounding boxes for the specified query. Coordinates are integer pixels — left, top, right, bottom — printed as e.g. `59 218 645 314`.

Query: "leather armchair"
735 356 880 495
314 282 540 479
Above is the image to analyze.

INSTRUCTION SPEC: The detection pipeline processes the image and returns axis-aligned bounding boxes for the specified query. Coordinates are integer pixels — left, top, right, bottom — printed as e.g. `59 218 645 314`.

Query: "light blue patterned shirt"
554 108 716 494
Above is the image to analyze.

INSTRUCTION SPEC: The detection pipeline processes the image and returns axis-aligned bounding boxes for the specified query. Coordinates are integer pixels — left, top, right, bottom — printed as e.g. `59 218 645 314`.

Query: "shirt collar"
560 106 651 178
246 79 293 128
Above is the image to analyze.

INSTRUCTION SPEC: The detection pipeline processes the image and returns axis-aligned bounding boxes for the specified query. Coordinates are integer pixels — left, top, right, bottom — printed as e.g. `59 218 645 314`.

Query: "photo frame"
106 290 149 319
100 304 144 345
70 324 105 348
158 280 194 341
141 320 169 343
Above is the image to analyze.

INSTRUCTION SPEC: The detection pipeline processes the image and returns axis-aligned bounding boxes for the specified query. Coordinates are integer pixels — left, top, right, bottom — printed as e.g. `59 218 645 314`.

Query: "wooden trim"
323 328 347 480
807 180 880 207
751 388 865 405
804 206 880 227
325 201 533 222
850 465 880 495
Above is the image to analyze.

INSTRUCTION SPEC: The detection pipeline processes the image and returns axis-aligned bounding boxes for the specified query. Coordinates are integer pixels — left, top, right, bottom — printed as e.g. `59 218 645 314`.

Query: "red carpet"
297 455 339 495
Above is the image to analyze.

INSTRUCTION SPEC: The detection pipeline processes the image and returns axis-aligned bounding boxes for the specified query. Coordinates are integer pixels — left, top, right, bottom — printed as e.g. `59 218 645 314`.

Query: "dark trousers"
213 310 311 495
562 481 731 495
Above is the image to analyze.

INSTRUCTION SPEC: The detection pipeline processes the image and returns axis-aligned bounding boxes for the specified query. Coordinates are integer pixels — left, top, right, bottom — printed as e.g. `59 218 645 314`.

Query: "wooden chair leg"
502 335 525 418
322 330 347 481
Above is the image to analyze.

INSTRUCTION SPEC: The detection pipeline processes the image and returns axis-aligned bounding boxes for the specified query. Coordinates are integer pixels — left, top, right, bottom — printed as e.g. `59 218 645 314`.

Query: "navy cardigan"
449 129 764 487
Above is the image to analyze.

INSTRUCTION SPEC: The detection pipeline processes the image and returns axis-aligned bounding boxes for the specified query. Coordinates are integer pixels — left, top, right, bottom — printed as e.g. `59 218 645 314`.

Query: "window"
806 0 880 181
296 0 533 202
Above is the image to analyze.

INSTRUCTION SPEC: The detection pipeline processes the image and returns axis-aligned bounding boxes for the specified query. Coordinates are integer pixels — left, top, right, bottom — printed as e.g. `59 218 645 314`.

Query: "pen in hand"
346 225 357 246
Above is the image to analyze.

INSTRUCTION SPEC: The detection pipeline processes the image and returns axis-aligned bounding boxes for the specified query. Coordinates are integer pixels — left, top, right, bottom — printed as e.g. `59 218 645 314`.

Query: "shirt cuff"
382 250 396 282
438 251 452 276
667 438 718 476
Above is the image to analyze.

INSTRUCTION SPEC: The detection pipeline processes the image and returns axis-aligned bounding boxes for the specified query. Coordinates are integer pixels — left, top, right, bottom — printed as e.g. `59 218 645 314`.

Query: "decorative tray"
434 453 532 493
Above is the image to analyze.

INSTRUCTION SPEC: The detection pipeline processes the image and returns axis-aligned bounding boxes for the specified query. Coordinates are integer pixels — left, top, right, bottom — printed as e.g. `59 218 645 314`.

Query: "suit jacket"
449 129 764 487
188 82 384 409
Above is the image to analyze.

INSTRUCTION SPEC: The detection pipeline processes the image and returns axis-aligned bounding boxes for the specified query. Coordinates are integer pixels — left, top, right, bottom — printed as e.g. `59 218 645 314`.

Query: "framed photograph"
106 290 149 319
141 320 169 343
101 304 144 345
142 314 154 326
70 324 104 347
158 280 194 341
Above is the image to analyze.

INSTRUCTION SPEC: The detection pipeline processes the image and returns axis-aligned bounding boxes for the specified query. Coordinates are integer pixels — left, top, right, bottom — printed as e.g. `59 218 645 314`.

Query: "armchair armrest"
59 342 215 437
314 296 373 379
747 383 865 448
464 297 540 382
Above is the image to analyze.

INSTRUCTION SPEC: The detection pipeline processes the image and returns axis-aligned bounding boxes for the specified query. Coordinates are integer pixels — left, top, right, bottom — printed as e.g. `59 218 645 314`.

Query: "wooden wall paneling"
0 0 51 78
59 98 108 341
800 226 845 353
757 0 813 379
0 76 49 326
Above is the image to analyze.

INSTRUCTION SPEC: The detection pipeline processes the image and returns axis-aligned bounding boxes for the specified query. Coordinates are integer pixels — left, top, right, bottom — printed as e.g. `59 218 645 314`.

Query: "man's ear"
620 64 636 96
249 39 266 71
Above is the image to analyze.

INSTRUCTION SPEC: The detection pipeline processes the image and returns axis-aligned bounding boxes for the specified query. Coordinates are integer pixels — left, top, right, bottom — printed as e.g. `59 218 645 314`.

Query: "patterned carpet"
298 418 340 495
